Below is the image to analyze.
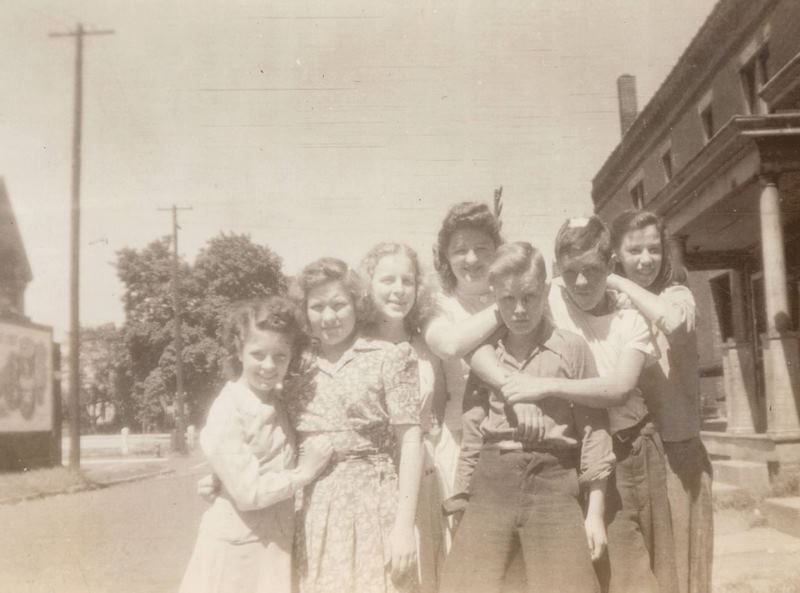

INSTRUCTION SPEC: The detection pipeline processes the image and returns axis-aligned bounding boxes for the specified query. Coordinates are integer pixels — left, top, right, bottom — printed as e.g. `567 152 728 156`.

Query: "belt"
613 415 652 444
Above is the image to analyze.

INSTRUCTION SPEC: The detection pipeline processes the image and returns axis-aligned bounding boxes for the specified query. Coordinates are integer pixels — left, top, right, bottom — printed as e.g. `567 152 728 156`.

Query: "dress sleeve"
382 342 421 425
656 285 696 343
201 390 301 512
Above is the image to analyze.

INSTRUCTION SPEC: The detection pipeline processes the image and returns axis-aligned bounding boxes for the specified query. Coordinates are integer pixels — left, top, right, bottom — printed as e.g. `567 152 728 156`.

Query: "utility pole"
158 205 192 454
50 23 114 473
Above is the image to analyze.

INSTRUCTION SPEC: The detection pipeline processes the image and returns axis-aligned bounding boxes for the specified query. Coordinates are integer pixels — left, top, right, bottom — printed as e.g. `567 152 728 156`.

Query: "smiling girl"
179 298 333 593
289 257 423 593
360 242 447 592
608 209 712 593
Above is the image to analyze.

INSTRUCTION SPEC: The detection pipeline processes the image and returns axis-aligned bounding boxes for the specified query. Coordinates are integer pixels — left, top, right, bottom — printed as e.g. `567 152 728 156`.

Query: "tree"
114 232 287 431
78 323 132 432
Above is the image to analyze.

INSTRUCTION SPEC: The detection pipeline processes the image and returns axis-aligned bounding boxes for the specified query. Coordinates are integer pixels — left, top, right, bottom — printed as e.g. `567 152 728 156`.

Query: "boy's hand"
584 513 607 561
512 403 545 443
197 473 220 503
502 374 550 404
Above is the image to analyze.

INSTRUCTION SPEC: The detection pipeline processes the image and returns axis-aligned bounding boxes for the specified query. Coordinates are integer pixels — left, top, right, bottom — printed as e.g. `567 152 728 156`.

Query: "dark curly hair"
221 296 308 381
359 242 436 335
291 257 369 333
610 209 684 294
433 202 503 293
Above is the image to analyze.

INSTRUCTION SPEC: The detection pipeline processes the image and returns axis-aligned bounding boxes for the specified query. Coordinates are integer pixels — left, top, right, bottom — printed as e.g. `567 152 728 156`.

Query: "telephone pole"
50 24 114 473
158 205 192 454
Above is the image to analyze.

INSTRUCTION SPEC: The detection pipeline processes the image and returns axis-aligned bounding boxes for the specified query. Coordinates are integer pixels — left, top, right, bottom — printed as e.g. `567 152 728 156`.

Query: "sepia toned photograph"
2 1 800 592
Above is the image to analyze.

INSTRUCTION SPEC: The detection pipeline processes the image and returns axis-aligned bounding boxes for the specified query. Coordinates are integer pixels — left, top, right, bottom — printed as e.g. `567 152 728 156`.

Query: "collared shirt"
548 278 657 434
469 321 615 485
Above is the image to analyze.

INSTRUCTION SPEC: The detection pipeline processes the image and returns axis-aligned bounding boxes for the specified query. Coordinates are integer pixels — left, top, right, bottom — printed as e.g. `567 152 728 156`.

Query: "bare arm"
503 348 648 408
391 424 423 577
464 342 512 388
607 274 695 339
584 480 607 561
424 305 501 360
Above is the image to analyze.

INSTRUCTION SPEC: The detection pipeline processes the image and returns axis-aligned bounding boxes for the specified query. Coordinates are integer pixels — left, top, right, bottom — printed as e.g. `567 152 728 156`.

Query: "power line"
157 205 192 454
49 23 114 473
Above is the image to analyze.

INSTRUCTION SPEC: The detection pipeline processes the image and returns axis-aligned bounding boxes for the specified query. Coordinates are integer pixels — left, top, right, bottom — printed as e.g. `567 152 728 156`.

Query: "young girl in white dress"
179 297 332 593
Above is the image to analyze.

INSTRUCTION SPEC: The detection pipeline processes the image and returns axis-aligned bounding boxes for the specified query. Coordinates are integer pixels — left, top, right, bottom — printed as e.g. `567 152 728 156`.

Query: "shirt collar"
495 318 561 370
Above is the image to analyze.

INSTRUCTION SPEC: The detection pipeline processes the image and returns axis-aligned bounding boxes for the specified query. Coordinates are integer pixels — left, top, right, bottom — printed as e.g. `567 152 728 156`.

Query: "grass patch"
0 466 97 502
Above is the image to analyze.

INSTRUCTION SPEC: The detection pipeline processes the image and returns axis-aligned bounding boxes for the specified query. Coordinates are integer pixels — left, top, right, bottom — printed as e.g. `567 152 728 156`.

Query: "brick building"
591 0 800 473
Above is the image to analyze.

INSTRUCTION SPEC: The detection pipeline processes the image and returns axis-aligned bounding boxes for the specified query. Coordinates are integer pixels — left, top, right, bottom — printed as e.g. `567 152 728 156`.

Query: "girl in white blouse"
179 297 332 593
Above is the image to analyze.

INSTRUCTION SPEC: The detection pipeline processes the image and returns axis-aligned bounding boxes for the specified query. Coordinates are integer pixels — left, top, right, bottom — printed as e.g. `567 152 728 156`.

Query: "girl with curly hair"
360 242 447 592
179 297 333 593
289 257 423 593
423 201 505 527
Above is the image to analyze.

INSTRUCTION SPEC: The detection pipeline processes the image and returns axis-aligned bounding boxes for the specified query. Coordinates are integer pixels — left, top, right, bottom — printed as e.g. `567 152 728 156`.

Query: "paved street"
0 452 207 593
3 453 800 593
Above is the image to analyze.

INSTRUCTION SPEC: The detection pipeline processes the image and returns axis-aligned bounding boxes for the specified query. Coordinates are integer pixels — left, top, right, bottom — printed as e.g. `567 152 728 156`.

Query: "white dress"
179 381 299 593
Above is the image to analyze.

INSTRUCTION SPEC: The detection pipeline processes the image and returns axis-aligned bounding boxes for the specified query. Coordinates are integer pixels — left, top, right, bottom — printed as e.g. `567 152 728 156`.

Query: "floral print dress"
289 338 421 593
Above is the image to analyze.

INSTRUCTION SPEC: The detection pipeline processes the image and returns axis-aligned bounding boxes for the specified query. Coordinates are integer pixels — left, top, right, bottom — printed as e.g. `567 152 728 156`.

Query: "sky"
0 0 718 341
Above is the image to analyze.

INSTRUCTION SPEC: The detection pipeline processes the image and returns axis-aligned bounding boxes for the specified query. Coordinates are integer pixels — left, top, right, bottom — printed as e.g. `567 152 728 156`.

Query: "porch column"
724 269 760 434
759 175 800 438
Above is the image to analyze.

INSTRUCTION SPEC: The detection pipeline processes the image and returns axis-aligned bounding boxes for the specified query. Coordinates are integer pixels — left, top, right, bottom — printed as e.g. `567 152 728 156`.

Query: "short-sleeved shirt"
433 289 494 435
548 278 657 435
289 338 420 456
636 284 702 442
470 322 615 485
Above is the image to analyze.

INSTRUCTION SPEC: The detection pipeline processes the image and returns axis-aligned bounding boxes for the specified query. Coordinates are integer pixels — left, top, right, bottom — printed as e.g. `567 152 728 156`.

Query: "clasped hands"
499 372 555 444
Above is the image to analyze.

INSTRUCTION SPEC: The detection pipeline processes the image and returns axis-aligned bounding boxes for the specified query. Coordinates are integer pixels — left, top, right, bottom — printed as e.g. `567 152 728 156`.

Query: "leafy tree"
113 232 287 431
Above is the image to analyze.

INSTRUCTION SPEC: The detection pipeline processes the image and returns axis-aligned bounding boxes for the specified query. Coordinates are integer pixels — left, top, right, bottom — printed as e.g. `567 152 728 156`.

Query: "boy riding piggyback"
440 241 615 593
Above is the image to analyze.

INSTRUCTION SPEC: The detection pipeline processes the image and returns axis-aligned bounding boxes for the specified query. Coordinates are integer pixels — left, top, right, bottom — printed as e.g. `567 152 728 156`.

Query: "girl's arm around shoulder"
656 284 697 343
423 301 501 360
200 386 318 512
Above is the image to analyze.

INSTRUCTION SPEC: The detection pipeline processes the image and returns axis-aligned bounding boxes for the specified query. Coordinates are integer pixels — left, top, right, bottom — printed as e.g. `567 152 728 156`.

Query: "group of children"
179 201 713 593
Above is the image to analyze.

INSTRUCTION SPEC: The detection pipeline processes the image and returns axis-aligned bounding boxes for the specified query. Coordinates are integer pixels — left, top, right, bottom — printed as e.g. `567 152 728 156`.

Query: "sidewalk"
713 508 800 593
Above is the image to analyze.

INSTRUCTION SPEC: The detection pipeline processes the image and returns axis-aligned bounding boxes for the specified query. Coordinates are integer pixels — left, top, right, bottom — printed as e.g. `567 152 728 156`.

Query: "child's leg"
517 454 599 593
439 449 522 593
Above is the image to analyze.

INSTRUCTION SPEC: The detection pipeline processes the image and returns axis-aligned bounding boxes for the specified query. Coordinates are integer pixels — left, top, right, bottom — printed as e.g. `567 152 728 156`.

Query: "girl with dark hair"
423 201 506 530
360 242 447 593
289 257 423 593
179 297 333 593
607 209 713 593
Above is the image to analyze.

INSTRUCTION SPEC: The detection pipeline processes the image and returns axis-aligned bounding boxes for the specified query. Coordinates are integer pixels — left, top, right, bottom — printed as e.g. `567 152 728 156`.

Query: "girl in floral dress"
179 298 332 593
359 242 447 593
290 257 424 593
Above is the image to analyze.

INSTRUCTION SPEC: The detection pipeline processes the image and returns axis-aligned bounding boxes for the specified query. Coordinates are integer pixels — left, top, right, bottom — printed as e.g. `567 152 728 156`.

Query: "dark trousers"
597 424 679 593
440 448 600 593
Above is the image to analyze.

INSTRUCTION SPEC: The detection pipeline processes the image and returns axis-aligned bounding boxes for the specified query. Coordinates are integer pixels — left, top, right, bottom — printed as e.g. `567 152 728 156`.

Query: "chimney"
617 74 638 137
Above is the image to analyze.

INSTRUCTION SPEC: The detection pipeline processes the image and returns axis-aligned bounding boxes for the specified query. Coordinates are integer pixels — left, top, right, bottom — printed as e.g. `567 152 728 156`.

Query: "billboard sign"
0 320 53 432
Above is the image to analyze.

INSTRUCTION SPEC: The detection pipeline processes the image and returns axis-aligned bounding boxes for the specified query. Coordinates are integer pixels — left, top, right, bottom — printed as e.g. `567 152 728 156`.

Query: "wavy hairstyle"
359 242 436 334
610 209 684 294
221 296 309 381
291 257 369 333
433 201 503 293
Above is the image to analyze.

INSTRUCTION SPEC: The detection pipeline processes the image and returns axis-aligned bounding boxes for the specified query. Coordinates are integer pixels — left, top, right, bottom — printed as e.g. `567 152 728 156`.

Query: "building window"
709 273 735 342
630 180 645 209
700 103 714 142
740 46 770 114
661 148 673 182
